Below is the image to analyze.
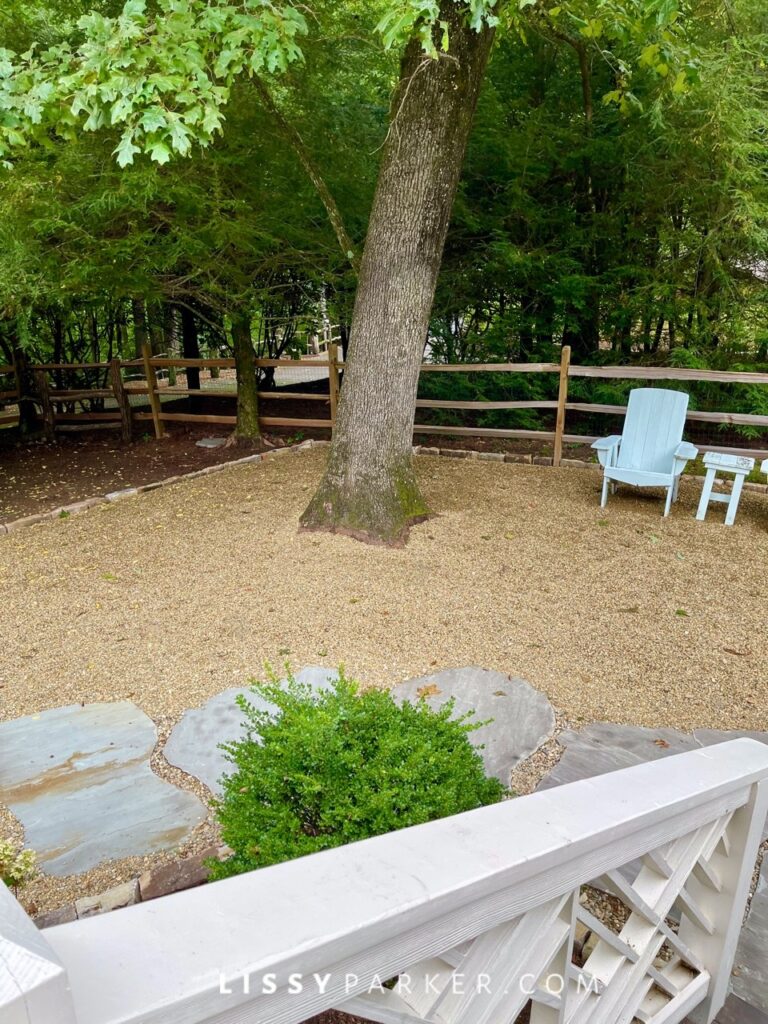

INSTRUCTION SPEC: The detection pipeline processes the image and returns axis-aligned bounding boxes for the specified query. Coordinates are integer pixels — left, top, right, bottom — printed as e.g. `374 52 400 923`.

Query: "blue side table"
696 452 754 526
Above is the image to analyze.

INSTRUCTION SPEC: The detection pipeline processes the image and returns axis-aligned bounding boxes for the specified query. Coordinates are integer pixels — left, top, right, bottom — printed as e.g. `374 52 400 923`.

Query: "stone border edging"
34 844 231 928
0 439 319 536
412 445 768 494
3 436 765 538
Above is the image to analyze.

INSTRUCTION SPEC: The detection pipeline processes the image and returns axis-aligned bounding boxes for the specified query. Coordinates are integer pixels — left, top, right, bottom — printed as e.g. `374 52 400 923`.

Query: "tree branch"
253 77 361 275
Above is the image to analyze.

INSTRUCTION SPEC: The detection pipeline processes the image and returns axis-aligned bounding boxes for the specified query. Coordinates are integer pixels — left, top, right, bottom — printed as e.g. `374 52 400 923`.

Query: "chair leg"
601 475 610 508
663 485 674 517
673 476 681 502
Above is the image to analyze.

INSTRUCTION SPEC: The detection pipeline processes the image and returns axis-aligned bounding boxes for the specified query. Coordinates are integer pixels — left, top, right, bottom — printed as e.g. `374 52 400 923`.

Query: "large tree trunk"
301 8 495 545
231 313 261 445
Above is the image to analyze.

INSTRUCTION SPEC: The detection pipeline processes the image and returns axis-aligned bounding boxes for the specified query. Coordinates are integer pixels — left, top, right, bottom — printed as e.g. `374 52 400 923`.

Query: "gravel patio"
2 447 767 910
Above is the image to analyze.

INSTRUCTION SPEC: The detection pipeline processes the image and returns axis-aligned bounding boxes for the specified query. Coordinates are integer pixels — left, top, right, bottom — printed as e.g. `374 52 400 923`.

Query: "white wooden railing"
2 739 768 1024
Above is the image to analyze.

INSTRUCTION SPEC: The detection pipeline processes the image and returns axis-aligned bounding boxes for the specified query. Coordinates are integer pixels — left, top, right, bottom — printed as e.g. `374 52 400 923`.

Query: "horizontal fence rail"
3 346 768 462
2 740 768 1024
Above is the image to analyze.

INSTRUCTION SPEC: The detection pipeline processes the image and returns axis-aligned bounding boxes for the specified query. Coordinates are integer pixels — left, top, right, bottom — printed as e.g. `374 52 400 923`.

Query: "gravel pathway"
2 448 767 910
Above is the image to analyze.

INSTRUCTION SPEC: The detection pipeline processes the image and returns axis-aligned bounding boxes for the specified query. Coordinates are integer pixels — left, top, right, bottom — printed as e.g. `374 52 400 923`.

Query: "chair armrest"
762 458 768 476
591 435 622 468
674 442 699 463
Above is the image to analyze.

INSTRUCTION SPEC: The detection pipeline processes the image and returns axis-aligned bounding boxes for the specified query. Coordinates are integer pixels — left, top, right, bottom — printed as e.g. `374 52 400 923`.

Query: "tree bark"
231 313 261 444
132 299 148 360
253 78 360 274
180 306 201 389
301 8 495 545
14 347 39 436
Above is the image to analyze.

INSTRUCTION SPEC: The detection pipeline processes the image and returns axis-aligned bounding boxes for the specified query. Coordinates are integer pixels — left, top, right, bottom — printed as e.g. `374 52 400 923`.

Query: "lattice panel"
341 811 737 1024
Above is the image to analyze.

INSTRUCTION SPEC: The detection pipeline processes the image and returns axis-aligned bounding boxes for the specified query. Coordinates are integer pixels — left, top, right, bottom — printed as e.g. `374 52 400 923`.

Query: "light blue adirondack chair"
591 388 699 516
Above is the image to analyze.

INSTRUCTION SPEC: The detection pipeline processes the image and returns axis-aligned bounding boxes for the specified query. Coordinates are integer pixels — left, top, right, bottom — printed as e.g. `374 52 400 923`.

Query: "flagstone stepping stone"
196 437 227 448
732 857 768 1012
0 702 206 877
163 666 340 796
394 667 556 785
536 723 700 791
537 724 768 841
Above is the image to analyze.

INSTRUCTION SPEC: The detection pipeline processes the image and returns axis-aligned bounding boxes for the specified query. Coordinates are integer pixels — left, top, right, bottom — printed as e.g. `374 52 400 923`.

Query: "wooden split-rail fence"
2 345 768 465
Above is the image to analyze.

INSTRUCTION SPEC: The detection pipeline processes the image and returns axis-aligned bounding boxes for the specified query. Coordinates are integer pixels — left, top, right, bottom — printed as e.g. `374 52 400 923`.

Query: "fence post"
682 778 768 1024
328 342 340 431
553 344 571 468
32 368 55 441
142 342 165 439
110 358 133 443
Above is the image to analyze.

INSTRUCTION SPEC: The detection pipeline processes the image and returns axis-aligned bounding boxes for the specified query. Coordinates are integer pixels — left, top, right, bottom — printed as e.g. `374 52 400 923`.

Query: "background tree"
1 0 765 536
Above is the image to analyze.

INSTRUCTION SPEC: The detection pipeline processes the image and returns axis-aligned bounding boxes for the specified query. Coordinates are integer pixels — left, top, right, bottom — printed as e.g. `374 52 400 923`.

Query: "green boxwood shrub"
210 670 505 879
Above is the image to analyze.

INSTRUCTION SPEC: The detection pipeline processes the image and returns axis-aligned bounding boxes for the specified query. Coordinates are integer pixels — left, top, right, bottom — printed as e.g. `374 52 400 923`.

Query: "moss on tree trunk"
301 6 495 545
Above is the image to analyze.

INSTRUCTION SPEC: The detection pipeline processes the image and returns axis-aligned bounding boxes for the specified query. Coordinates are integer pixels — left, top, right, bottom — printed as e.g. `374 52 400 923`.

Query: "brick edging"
34 844 232 928
412 445 768 493
0 439 320 536
4 438 765 538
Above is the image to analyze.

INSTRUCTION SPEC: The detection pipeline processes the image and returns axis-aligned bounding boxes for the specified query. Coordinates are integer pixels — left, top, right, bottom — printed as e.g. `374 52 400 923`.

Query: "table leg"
696 468 716 521
725 473 745 526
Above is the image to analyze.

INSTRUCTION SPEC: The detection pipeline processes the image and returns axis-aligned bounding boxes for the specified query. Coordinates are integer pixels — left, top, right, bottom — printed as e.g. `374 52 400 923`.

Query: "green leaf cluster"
210 668 506 879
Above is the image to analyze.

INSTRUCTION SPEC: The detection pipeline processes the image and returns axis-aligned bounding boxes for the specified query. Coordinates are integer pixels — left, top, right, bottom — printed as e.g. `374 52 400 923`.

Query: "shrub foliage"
210 670 505 879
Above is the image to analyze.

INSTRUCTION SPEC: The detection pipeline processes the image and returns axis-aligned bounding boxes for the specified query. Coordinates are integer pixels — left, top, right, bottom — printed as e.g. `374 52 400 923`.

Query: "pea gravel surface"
2 448 767 912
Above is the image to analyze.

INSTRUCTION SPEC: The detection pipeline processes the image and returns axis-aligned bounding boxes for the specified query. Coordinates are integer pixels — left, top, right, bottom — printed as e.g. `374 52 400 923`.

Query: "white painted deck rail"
2 739 768 1024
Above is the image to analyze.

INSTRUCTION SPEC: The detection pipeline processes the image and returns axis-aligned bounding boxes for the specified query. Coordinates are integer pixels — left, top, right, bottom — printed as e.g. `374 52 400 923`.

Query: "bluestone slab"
732 856 768 1012
163 667 340 796
394 667 555 786
0 702 206 876
537 722 768 841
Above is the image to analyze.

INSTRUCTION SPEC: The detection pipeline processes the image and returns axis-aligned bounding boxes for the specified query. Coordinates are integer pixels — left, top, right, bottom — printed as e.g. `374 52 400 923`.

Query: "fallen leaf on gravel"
723 647 751 657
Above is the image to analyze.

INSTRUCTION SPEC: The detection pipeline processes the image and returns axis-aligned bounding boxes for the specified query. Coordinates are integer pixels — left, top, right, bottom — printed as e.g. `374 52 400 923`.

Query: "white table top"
702 452 754 472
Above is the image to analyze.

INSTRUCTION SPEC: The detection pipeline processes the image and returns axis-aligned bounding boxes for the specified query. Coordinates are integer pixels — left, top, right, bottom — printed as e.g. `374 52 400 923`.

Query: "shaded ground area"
0 419 585 526
0 432 259 523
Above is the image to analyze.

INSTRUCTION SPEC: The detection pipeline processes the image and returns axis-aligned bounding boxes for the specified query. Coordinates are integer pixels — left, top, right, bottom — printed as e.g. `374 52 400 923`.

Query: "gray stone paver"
395 667 555 785
732 857 768 1013
0 701 206 876
163 666 340 796
537 723 768 842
